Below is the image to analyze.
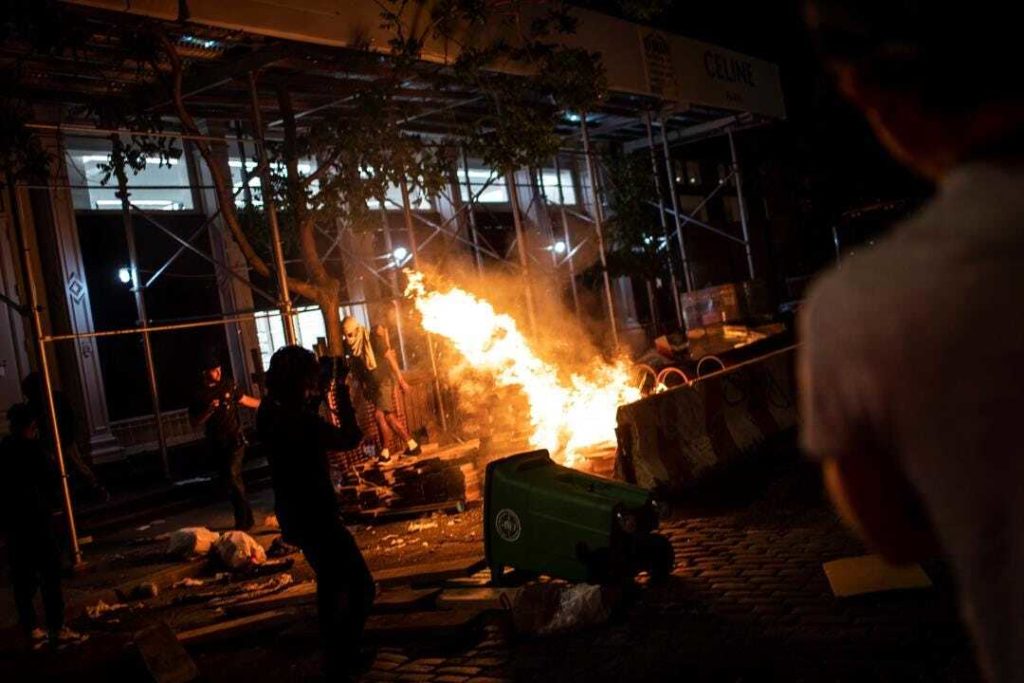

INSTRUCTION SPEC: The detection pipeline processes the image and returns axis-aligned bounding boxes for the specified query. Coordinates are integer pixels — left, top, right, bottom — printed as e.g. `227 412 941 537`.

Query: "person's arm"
384 348 411 392
189 395 220 430
239 394 261 410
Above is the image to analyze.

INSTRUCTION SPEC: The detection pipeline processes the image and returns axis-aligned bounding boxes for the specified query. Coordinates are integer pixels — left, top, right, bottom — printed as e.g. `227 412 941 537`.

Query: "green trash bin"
484 450 672 584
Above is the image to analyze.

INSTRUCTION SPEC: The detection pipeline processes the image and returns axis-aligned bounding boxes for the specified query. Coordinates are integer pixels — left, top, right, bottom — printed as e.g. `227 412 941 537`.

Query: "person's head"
20 371 42 404
341 316 361 351
265 345 320 408
7 402 38 439
201 349 223 383
806 1 1024 181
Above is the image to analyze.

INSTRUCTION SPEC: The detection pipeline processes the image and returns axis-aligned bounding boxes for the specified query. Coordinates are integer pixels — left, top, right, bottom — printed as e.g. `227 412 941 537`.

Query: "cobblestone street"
0 454 980 682
185 458 979 682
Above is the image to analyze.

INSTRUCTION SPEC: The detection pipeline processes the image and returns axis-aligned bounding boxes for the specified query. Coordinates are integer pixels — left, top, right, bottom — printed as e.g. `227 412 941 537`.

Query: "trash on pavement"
214 530 268 570
510 583 618 636
86 599 131 620
168 527 221 558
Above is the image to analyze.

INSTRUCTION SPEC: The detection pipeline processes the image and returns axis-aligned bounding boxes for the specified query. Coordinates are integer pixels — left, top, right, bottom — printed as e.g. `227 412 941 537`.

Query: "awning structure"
6 1 785 145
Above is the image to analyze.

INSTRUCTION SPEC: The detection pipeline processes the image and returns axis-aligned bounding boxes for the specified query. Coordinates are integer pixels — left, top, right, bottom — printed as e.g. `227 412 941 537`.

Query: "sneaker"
403 445 422 457
377 448 391 464
29 628 47 642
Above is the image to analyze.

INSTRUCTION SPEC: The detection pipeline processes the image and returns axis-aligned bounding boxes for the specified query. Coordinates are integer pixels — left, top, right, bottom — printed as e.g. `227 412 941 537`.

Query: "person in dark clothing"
189 351 260 530
341 316 420 462
257 345 374 678
21 372 108 502
1 403 86 649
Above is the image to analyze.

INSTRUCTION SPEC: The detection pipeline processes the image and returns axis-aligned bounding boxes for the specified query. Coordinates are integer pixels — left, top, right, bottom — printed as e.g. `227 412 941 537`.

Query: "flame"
405 270 640 467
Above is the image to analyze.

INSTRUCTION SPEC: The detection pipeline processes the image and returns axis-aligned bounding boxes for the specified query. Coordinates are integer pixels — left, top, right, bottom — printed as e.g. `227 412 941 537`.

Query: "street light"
117 266 132 285
553 240 567 255
392 246 410 267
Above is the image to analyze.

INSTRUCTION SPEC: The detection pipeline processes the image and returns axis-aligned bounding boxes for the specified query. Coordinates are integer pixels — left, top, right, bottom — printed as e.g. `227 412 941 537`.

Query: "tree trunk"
320 292 344 357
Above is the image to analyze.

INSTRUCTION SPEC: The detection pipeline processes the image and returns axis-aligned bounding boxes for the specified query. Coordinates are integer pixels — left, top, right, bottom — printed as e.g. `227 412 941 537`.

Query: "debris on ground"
131 533 171 546
86 599 132 620
510 583 618 636
263 514 279 529
208 574 295 608
213 531 267 570
172 577 209 589
168 527 220 558
407 519 439 533
268 536 299 558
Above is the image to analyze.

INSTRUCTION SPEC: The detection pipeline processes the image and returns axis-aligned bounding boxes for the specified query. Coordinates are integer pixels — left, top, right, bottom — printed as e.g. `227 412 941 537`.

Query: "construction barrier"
614 347 797 494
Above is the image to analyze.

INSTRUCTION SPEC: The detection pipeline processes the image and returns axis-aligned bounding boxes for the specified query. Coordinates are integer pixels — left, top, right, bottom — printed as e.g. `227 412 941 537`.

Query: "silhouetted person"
802 3 1024 681
1 403 85 649
21 372 108 503
256 345 374 678
189 351 260 530
342 316 419 462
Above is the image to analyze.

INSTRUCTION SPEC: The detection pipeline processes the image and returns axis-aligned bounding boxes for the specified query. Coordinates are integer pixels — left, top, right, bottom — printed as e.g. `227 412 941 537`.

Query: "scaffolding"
0 8 780 565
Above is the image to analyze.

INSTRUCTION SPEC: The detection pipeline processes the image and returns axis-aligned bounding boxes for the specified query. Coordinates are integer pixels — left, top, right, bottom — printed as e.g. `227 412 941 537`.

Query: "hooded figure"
257 345 373 677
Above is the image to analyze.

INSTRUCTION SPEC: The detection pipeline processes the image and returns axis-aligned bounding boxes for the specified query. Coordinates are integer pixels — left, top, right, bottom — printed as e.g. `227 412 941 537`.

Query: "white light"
553 241 567 255
118 267 132 285
564 112 582 123
392 246 409 265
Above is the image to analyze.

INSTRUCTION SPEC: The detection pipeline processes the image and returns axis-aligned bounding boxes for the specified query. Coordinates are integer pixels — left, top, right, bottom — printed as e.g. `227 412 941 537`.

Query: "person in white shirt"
801 3 1024 681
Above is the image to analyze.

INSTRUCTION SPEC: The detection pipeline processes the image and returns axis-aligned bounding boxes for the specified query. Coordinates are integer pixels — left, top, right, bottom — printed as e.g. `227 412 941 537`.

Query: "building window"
253 303 370 370
67 150 195 211
458 167 509 204
539 169 577 205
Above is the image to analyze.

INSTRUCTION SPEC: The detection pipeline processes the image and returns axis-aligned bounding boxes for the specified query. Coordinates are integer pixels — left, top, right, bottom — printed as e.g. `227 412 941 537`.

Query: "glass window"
253 303 370 370
366 183 433 211
66 150 194 211
458 167 508 204
539 169 576 205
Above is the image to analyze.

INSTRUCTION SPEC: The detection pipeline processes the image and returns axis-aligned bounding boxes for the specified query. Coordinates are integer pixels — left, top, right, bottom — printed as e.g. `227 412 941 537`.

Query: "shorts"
368 377 397 413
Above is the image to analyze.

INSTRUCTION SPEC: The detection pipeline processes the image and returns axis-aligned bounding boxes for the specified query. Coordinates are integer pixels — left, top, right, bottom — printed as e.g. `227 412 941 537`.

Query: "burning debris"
405 271 640 467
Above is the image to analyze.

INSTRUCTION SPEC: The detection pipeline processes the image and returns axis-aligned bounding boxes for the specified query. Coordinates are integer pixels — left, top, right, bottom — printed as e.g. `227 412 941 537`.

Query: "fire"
405 271 640 467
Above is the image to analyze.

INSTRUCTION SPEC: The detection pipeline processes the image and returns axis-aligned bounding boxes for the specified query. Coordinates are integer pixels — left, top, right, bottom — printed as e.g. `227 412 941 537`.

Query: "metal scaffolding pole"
728 131 756 280
114 158 170 479
505 170 538 333
553 156 581 318
8 181 83 565
248 71 297 345
645 112 683 328
378 207 408 368
580 116 619 349
459 148 485 277
398 177 448 433
658 114 694 292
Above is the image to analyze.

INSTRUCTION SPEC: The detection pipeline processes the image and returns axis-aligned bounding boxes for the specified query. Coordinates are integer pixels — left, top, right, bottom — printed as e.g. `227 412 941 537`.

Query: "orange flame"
405 271 640 467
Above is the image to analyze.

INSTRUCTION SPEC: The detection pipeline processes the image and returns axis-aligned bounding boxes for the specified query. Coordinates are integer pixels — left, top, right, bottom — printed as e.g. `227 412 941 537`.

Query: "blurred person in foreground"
1 403 86 649
801 3 1024 680
256 345 374 678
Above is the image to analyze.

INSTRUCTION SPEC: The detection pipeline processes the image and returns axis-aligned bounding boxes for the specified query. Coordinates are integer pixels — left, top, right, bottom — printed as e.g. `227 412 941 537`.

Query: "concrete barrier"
614 348 797 494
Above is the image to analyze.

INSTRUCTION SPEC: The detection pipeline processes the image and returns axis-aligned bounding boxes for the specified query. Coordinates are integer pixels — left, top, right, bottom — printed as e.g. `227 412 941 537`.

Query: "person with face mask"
256 345 373 678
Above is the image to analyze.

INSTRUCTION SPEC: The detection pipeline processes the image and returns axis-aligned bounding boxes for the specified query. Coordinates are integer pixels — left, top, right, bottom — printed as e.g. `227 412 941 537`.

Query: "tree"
144 0 606 355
